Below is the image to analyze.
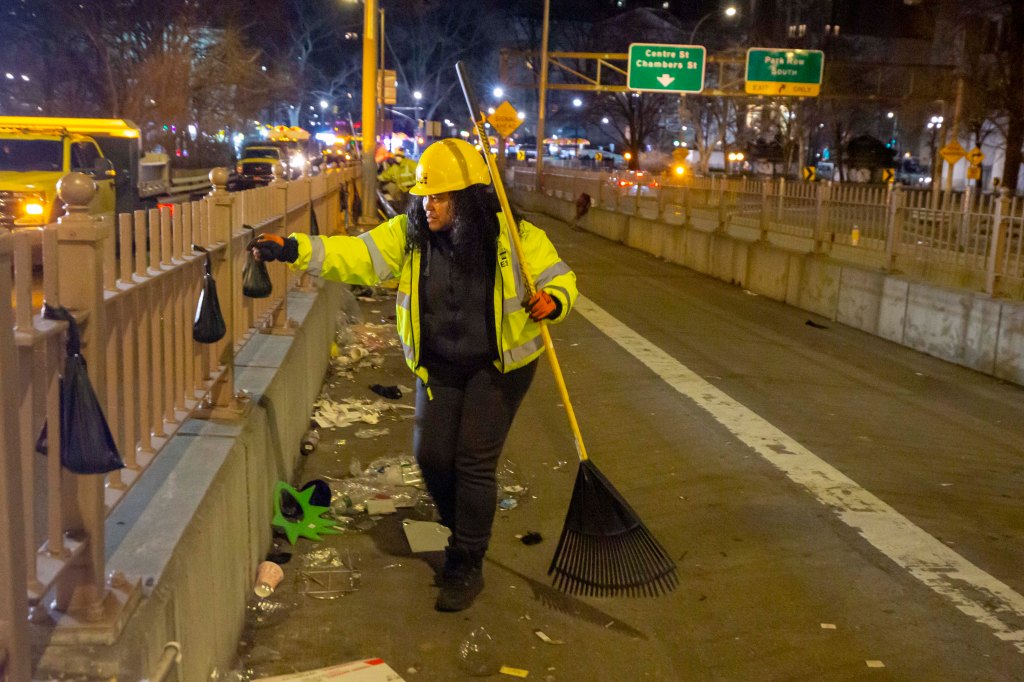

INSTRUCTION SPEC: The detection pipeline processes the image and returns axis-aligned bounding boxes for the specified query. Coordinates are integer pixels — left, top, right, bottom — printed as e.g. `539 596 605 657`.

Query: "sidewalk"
221 285 671 682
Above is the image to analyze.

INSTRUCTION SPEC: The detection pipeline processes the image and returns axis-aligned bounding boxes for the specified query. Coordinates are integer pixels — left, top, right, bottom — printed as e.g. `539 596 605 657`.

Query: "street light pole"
359 0 378 226
534 0 550 191
689 6 737 44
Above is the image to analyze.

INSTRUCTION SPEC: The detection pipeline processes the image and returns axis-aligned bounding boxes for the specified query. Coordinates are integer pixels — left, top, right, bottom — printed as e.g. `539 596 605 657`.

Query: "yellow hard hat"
408 138 491 196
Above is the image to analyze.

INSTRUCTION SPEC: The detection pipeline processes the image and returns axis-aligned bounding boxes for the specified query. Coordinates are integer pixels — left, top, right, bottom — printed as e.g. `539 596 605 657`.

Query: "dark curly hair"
405 184 501 272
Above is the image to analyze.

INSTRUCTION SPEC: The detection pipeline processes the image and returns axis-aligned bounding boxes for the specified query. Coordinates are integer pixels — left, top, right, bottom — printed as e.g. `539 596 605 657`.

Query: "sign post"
745 48 824 96
627 43 706 93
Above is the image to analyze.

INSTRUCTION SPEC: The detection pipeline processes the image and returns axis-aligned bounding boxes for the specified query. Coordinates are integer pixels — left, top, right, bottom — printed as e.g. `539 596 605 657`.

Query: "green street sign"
627 43 706 93
745 48 824 97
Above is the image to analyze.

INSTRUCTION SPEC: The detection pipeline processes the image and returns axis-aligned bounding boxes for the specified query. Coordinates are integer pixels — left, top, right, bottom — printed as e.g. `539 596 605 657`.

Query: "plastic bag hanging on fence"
242 225 273 299
193 245 227 343
310 206 321 236
35 304 125 475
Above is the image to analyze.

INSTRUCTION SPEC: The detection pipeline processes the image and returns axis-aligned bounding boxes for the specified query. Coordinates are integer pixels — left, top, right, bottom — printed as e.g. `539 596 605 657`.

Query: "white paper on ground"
252 657 405 681
365 498 397 515
402 520 451 553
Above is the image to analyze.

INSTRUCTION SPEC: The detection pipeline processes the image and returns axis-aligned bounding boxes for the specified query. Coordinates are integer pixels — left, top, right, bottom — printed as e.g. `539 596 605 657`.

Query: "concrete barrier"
36 282 345 680
513 187 1024 388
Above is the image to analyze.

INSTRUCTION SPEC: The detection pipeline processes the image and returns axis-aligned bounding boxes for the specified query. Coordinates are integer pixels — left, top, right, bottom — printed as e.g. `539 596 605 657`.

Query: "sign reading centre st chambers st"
627 43 706 93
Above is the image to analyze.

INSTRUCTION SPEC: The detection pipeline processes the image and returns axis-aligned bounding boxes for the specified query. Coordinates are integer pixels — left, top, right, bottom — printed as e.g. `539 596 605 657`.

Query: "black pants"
413 361 537 556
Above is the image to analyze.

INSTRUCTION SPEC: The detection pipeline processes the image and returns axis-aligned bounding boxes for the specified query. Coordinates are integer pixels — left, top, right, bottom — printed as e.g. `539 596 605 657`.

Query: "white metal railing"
510 166 1024 299
0 164 359 680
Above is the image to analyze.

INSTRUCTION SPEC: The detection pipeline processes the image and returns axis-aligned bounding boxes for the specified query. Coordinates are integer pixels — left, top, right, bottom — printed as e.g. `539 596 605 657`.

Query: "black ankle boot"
435 547 484 612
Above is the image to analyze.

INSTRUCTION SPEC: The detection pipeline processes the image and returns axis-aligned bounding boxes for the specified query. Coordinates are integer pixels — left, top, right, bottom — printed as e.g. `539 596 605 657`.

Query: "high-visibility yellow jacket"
290 214 577 386
377 157 417 191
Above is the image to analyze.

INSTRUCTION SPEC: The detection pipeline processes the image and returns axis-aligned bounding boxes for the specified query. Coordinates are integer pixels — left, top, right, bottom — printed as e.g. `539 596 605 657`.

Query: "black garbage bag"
35 305 125 475
242 225 273 299
193 246 226 343
310 207 321 236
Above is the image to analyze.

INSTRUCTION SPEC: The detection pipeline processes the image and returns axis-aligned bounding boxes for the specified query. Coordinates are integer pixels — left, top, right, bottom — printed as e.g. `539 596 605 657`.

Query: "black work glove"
251 234 299 263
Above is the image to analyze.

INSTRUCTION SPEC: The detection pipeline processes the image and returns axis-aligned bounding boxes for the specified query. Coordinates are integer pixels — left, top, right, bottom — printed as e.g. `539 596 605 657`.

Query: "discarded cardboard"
402 520 451 553
253 657 405 681
366 498 398 515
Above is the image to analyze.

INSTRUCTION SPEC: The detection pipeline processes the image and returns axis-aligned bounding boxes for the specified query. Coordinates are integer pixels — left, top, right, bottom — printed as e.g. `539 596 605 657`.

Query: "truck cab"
0 124 115 229
237 144 284 187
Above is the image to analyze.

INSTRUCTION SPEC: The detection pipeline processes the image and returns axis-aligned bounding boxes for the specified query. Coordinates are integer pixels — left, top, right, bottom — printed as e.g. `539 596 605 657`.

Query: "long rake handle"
455 61 589 462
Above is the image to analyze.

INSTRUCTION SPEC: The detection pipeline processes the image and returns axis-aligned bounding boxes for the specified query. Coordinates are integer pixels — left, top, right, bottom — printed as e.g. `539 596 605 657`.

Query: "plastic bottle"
457 626 500 676
300 428 320 455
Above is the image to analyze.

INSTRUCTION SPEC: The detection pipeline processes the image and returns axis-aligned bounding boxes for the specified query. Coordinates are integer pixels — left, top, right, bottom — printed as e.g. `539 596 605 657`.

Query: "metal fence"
509 166 1024 300
0 165 357 681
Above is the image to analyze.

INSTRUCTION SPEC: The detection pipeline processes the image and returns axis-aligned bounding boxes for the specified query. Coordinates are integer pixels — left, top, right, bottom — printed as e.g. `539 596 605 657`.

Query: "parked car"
607 170 660 195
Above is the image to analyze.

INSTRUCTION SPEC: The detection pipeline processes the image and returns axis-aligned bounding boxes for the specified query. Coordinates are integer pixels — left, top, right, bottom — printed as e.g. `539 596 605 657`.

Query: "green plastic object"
272 481 342 545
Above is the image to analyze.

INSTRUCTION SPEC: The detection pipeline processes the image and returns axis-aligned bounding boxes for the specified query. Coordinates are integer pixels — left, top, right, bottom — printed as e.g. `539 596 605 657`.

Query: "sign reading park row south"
627 43 706 94
745 48 824 97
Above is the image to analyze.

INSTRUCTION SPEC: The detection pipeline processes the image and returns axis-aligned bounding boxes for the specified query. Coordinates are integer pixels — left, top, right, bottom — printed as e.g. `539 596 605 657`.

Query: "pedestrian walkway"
221 285 665 682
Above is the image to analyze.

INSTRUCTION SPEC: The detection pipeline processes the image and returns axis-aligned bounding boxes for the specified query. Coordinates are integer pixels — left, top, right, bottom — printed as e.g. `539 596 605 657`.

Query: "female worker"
254 138 578 612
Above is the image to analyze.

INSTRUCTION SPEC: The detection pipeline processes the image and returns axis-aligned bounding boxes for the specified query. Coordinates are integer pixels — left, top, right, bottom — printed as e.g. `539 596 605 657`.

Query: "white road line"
575 295 1024 654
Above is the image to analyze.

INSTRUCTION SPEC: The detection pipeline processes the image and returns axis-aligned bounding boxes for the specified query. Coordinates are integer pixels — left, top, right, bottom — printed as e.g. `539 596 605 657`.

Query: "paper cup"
254 560 284 597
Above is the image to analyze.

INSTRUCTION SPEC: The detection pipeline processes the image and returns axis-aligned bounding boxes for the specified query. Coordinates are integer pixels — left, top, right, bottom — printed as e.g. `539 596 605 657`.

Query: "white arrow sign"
657 74 675 87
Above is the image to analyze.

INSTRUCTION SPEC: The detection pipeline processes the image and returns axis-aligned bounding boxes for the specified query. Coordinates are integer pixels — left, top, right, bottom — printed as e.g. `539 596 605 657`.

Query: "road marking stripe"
575 295 1024 653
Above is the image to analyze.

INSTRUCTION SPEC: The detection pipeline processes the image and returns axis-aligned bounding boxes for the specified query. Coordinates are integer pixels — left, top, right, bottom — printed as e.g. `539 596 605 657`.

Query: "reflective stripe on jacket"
290 214 577 386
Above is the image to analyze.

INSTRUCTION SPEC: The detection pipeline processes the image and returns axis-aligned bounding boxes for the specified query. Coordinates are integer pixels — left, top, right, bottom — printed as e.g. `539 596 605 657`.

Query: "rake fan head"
548 460 678 597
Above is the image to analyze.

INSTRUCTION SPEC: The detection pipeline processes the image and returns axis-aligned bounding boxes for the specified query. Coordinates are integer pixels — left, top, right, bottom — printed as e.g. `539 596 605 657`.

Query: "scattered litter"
403 520 451 553
820 623 836 630
865 660 885 668
251 657 405 681
534 630 564 645
311 397 413 430
743 289 758 296
457 626 499 677
519 531 543 545
370 384 403 399
245 597 294 629
300 479 332 508
264 545 291 565
299 548 344 569
253 561 284 597
297 550 361 599
552 460 569 471
499 666 529 678
355 427 391 439
366 498 397 515
272 481 341 544
940 482 952 487
383 563 404 570
805 319 829 329
498 498 519 511
300 429 320 455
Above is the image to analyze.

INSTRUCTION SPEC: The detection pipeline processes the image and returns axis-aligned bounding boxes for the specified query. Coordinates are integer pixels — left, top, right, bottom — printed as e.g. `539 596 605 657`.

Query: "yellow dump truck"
0 116 208 230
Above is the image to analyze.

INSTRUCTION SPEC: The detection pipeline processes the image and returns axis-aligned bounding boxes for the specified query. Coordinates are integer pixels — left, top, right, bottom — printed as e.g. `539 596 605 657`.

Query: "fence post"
813 180 832 254
716 176 728 232
0 232 31 682
759 179 770 241
201 168 249 416
52 174 110 621
985 188 1010 296
266 165 299 332
776 176 786 222
884 186 904 271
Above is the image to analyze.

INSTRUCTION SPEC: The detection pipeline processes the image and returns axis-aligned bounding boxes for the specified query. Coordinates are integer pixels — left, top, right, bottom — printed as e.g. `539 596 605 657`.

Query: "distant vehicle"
578 145 624 168
607 169 659 195
235 144 284 187
0 116 201 230
896 157 931 186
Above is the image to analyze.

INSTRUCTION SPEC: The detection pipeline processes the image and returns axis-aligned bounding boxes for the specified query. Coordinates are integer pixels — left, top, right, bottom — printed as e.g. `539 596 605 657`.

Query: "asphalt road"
237 210 1024 681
